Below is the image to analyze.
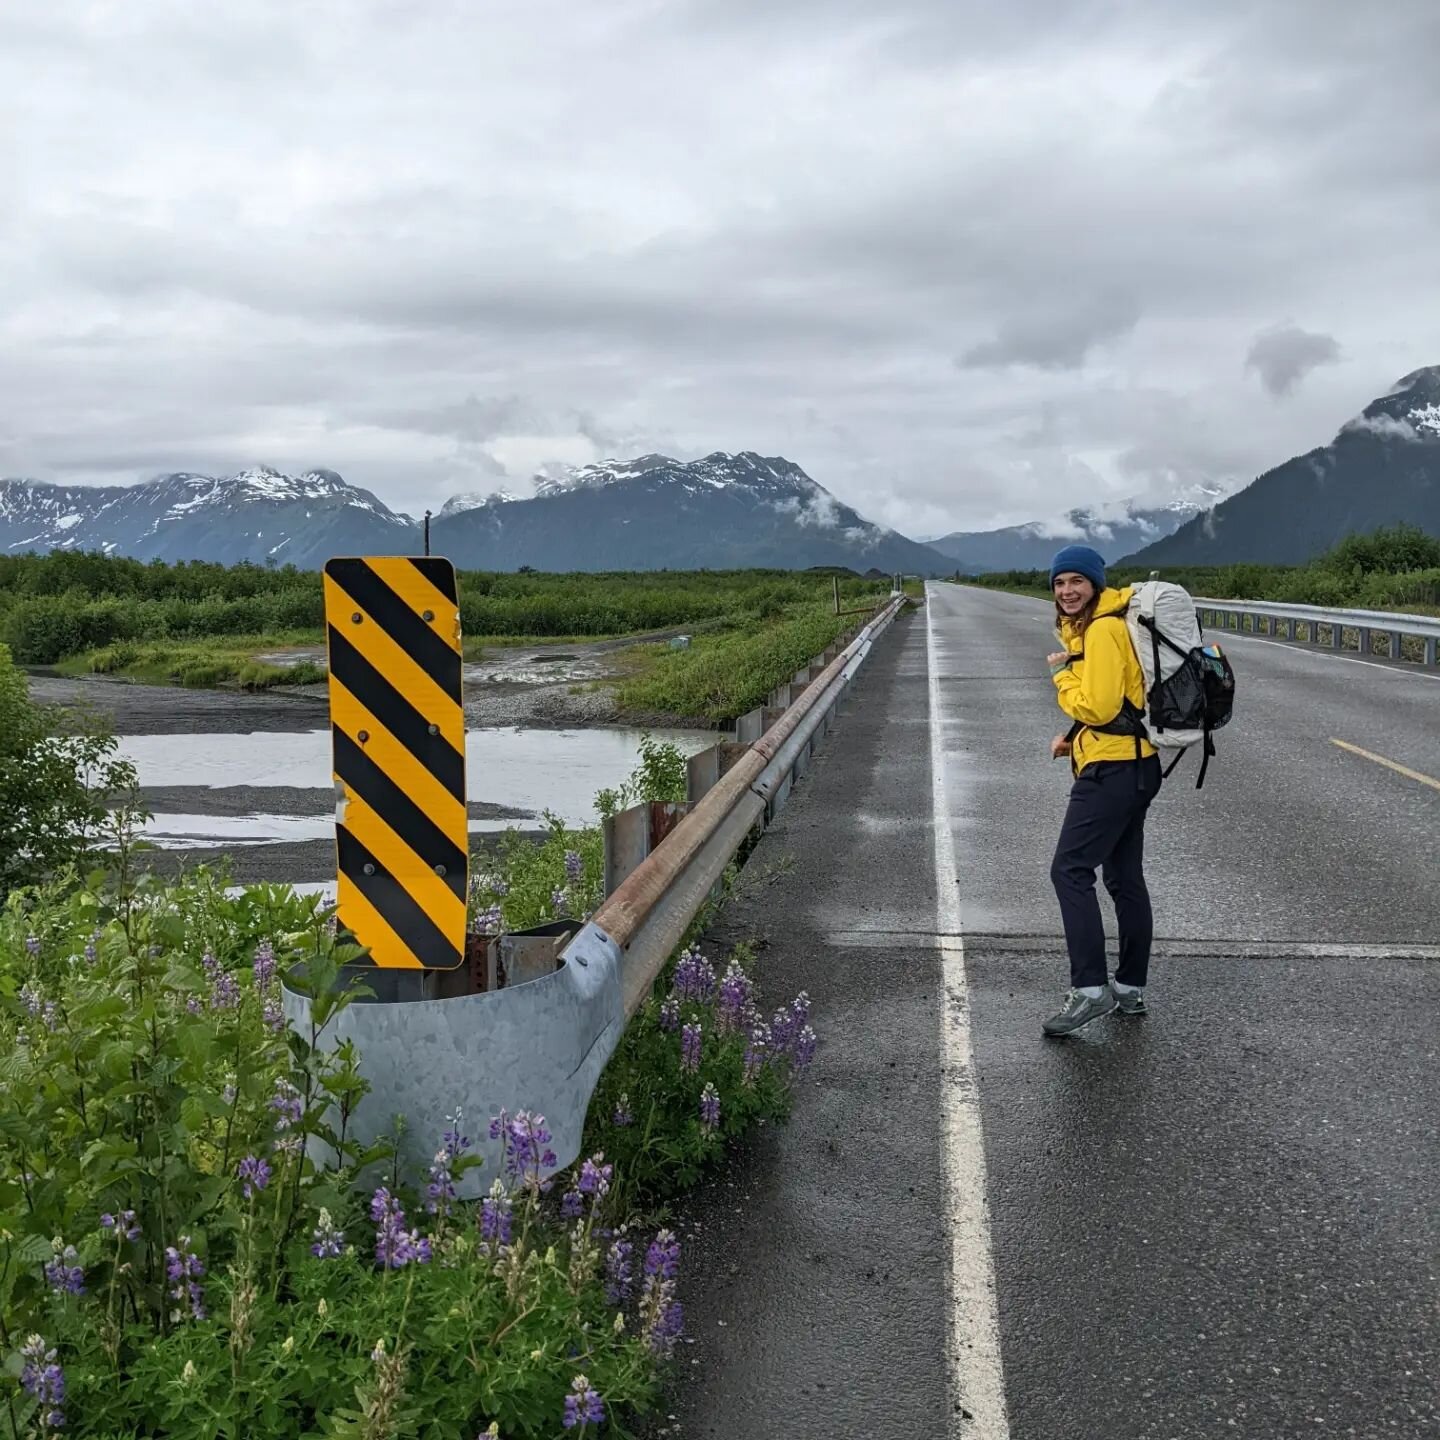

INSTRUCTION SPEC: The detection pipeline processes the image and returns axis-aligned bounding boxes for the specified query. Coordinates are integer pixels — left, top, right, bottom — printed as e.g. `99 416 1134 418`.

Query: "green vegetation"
964 524 1440 614
0 645 820 1436
615 602 856 722
0 642 139 897
1 551 893 720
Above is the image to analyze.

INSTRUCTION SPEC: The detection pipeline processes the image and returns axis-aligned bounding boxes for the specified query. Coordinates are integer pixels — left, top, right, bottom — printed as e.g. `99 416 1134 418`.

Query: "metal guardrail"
1194 597 1440 668
284 591 912 1189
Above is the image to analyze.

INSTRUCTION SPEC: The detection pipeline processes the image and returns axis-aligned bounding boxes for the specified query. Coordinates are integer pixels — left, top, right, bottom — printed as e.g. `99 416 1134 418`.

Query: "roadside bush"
0 871 663 1438
0 643 138 901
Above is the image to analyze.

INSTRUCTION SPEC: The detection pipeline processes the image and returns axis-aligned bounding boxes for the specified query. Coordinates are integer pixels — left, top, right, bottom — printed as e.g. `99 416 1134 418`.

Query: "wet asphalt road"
653 586 1439 1439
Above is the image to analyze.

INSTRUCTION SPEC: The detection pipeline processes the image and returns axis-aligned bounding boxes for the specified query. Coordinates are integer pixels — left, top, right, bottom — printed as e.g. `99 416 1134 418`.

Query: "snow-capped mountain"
429 451 949 574
0 467 414 568
1 453 951 574
926 486 1226 575
1130 366 1440 566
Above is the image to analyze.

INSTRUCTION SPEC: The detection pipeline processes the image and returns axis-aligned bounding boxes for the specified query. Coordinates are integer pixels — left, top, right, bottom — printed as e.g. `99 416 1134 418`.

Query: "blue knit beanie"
1048 544 1107 592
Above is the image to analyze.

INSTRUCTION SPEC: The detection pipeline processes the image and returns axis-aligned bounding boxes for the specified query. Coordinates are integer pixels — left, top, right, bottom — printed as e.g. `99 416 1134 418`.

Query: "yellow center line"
1330 738 1440 793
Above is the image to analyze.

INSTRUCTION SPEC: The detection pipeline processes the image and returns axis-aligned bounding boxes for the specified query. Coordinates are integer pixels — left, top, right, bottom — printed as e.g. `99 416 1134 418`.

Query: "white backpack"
1090 581 1236 787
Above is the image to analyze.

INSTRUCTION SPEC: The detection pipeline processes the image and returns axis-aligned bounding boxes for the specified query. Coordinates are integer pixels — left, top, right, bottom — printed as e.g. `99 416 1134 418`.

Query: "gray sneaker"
1042 988 1117 1037
1111 983 1147 1016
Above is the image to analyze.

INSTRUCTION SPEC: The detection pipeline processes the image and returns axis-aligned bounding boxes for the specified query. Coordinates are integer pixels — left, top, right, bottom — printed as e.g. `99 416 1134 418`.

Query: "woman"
1042 544 1161 1037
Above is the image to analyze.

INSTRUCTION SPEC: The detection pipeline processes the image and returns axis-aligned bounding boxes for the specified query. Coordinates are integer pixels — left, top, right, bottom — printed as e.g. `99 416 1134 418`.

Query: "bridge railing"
1194 597 1440 668
286 589 914 1188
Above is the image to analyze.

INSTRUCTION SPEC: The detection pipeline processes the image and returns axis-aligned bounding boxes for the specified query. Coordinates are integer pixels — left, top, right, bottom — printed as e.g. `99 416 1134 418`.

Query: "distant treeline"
965 526 1440 612
0 552 892 665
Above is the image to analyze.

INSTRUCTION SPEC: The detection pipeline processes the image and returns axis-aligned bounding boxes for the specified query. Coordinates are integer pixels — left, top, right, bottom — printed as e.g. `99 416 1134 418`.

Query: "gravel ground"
28 629 715 733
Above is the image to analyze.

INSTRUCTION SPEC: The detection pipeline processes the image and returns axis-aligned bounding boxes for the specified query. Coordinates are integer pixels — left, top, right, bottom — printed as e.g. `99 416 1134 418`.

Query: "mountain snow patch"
1410 403 1440 437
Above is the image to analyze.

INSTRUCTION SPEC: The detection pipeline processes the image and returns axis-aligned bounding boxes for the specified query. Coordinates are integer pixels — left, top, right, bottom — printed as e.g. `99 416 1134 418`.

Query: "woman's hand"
1050 734 1072 760
1047 651 1070 669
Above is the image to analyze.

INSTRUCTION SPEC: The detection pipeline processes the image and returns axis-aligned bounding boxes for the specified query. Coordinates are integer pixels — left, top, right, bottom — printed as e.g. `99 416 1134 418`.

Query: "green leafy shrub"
0 870 663 1437
586 940 811 1211
0 643 139 901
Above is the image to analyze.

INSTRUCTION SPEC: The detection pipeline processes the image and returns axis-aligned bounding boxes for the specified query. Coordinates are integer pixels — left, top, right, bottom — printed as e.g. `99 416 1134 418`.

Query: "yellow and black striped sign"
324 556 468 969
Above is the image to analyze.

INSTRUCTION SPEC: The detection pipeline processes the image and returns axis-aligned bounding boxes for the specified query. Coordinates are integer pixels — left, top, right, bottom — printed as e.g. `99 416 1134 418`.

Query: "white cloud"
1340 413 1419 441
1 0 1438 535
772 489 843 529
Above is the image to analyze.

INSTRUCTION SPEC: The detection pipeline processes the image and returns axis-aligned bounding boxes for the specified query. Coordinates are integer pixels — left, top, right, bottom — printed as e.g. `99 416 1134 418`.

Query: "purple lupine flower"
743 1025 770 1083
262 996 285 1033
790 990 811 1028
311 1209 346 1259
493 1110 557 1184
25 935 41 958
480 1181 513 1246
426 1150 456 1218
252 939 276 994
18 982 43 1018
19 1333 64 1432
639 1229 684 1358
370 1188 431 1270
101 1210 141 1242
185 996 203 1016
611 1093 634 1127
237 1156 271 1200
44 1245 85 1295
550 886 569 913
42 1000 60 1033
83 940 98 966
699 1082 720 1132
658 996 680 1032
561 1189 584 1220
793 1025 818 1069
604 1234 634 1305
672 948 716 1002
770 1008 795 1054
272 1134 303 1160
578 1155 613 1198
426 1110 470 1217
164 1236 206 1321
201 950 219 977
680 1022 702 1074
210 969 240 1011
564 849 584 884
270 1078 303 1131
644 1230 681 1282
563 1375 606 1430
475 904 502 933
716 961 753 1033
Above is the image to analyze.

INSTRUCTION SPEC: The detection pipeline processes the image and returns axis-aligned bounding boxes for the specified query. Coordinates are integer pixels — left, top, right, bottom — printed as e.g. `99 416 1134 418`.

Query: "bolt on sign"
323 556 468 969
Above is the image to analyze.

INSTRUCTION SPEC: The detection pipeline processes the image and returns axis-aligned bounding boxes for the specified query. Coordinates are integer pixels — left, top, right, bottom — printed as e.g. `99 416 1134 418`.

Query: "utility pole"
424 510 432 557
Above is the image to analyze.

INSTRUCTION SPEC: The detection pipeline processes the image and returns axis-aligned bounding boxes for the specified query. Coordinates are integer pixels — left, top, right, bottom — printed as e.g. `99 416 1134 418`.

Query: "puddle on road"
119 726 717 847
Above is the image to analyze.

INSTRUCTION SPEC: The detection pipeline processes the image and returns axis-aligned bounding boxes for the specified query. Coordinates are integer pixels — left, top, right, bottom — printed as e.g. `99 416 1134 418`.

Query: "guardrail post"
1426 636 1438 667
1387 629 1403 661
1330 623 1341 649
1357 627 1371 656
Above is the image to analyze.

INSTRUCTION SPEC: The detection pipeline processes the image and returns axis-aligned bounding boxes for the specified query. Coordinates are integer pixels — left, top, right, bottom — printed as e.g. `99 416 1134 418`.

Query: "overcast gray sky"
3 0 1438 537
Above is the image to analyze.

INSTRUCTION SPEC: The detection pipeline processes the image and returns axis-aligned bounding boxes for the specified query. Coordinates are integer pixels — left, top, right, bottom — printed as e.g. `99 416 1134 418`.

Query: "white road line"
927 585 1011 1440
1220 631 1440 681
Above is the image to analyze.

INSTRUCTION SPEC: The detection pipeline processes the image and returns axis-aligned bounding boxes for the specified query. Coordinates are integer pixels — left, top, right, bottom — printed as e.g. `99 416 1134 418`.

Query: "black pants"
1050 756 1161 990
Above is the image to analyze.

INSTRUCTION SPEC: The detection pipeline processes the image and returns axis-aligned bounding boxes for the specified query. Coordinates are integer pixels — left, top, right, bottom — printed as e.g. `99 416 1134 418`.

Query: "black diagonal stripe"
333 727 466 901
327 558 460 695
328 627 464 799
411 556 457 603
337 828 462 969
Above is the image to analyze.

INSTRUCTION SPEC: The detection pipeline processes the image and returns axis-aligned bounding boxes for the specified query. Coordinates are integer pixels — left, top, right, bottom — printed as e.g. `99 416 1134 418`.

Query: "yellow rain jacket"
1053 586 1156 776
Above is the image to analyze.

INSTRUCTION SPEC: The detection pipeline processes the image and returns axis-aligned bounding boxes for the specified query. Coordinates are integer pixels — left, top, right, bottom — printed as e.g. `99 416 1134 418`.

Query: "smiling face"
1053 571 1097 616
